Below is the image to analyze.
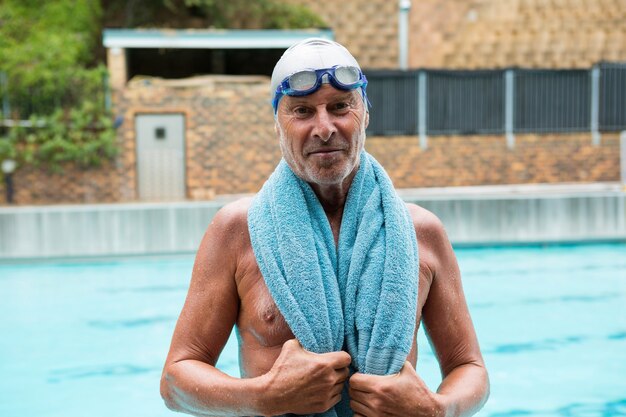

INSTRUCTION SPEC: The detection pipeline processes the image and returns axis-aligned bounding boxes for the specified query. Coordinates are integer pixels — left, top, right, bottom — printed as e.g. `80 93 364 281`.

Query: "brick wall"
1 76 621 205
114 75 281 200
409 0 626 69
366 133 621 188
285 0 400 69
0 161 123 205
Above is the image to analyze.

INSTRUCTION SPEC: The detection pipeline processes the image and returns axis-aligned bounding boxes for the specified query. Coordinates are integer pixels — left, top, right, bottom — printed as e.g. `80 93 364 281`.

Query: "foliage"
0 0 103 108
182 0 327 29
0 0 116 171
0 99 118 173
103 0 326 29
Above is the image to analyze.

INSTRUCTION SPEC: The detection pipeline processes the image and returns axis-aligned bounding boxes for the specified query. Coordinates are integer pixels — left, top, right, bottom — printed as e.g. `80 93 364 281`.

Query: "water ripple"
487 330 626 355
489 410 534 417
470 293 621 309
48 364 158 383
488 335 587 354
556 398 626 416
488 398 626 417
608 332 626 340
103 285 188 294
463 261 626 279
88 316 176 329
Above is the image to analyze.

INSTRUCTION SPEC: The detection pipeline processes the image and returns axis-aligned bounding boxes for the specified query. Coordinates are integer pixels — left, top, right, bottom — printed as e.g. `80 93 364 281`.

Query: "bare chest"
236 252 295 349
235 250 431 349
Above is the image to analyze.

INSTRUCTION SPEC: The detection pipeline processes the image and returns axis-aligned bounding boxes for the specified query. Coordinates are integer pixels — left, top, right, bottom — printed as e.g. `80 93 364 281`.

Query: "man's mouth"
307 148 344 155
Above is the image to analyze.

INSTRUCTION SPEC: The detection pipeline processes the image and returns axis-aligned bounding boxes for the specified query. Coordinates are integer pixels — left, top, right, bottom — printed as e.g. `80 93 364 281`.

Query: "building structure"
2 0 625 204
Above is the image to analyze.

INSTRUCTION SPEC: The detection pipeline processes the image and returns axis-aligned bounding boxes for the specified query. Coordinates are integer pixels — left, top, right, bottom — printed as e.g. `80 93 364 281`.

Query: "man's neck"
309 171 357 245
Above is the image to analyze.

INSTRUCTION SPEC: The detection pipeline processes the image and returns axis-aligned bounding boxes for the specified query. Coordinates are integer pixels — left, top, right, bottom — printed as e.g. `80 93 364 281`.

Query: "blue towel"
248 151 418 416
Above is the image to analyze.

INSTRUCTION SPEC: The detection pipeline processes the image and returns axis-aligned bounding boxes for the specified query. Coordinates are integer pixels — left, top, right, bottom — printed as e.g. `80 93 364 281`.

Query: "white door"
135 114 185 200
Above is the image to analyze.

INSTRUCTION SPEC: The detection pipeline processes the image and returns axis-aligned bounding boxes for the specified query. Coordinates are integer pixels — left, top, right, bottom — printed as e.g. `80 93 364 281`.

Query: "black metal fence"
514 69 591 133
426 70 504 135
600 63 626 131
364 70 419 135
364 63 626 137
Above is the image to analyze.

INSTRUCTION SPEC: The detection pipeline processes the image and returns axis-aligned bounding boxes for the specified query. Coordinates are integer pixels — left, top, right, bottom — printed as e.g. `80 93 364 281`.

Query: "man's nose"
312 109 337 142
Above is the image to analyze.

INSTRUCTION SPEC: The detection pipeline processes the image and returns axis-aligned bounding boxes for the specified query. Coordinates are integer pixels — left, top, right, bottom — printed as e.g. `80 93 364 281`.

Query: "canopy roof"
103 28 334 49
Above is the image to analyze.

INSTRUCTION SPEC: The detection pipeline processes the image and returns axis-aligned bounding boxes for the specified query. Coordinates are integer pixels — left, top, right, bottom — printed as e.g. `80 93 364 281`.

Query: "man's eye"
333 102 350 111
293 107 311 116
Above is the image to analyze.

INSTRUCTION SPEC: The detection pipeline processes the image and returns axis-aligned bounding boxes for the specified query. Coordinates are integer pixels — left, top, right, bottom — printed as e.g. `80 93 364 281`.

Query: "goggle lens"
334 66 361 86
289 71 318 91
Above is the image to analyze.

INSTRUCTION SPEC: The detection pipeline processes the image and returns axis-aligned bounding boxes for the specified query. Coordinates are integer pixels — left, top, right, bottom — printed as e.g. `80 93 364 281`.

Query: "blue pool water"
1 243 625 416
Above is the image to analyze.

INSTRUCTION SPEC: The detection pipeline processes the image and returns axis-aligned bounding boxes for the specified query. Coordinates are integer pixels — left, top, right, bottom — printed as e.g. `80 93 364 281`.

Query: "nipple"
263 310 276 322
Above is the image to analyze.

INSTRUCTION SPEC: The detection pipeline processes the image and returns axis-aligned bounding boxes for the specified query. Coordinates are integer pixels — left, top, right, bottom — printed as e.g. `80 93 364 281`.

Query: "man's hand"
260 339 351 416
349 361 445 417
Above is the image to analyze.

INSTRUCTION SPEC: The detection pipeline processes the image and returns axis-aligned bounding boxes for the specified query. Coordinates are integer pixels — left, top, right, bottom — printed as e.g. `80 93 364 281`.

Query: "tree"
101 0 326 30
0 0 116 171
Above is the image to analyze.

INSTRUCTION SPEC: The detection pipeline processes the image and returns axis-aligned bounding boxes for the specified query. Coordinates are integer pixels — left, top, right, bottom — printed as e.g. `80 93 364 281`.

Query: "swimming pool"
1 243 625 416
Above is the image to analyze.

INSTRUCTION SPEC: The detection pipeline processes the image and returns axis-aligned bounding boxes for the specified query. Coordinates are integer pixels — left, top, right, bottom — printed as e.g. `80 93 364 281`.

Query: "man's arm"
349 205 489 417
417 206 489 416
160 201 351 417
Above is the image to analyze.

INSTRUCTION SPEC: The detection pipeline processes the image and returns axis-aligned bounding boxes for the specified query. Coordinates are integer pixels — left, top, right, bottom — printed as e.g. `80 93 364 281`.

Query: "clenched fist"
259 339 352 416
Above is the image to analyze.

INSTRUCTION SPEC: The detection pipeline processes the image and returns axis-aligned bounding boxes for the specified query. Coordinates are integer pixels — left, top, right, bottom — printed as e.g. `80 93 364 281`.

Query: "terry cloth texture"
248 151 419 417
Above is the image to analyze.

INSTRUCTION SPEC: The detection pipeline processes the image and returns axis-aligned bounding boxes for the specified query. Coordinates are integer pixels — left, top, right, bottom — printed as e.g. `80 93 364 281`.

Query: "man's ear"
364 110 369 129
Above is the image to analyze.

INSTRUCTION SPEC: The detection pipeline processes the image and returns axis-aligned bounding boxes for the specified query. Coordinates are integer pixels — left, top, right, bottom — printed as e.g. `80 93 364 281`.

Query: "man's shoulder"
404 202 446 237
212 196 255 228
403 203 456 280
202 196 256 252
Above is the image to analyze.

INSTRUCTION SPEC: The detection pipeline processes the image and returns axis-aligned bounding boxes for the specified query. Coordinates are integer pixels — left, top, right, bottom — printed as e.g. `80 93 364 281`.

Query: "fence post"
505 69 515 149
418 71 428 149
590 66 601 146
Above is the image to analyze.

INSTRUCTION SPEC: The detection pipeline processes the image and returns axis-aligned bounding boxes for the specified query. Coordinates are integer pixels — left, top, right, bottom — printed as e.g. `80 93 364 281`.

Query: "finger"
348 380 375 402
322 350 352 368
329 392 343 408
330 382 344 395
402 361 429 386
349 383 370 400
348 372 374 393
335 366 350 383
350 398 375 417
281 338 301 351
401 360 415 375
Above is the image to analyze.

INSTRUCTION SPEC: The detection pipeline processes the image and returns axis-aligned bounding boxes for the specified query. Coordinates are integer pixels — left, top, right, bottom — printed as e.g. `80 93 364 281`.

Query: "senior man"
161 38 489 417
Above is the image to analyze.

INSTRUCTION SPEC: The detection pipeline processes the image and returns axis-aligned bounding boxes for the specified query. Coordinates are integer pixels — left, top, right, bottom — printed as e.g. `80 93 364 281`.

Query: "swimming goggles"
272 65 368 113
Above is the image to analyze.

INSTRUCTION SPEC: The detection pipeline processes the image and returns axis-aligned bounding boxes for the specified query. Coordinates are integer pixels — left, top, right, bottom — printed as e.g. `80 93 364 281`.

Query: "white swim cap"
270 38 363 105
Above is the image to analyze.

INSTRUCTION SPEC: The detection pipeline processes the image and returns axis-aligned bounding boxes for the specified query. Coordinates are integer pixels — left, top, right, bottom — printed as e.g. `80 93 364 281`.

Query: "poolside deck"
1 182 624 261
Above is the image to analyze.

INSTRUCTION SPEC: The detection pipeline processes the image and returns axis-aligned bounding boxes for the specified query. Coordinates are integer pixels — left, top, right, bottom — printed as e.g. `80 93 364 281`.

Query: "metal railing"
364 63 626 143
426 70 504 135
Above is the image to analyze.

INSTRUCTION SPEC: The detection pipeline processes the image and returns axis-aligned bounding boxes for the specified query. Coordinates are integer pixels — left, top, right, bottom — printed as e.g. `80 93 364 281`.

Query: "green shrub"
0 0 116 172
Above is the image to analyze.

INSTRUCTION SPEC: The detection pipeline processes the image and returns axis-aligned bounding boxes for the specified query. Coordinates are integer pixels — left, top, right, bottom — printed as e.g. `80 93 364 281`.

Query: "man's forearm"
161 359 268 417
437 362 490 417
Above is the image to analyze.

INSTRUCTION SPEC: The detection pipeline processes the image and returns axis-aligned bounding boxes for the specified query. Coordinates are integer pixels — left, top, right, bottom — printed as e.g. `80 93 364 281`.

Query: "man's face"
275 85 369 187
